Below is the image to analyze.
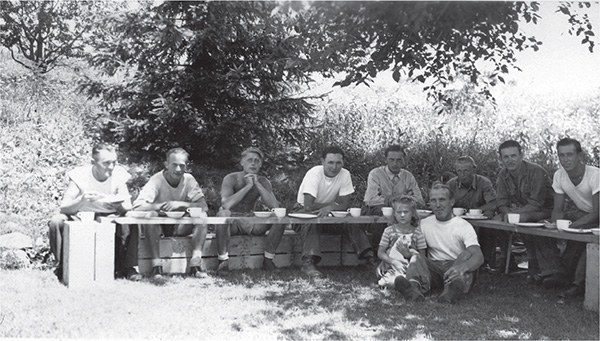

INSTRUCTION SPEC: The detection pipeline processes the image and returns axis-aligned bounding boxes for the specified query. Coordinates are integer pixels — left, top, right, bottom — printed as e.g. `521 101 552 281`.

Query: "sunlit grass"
1 267 598 339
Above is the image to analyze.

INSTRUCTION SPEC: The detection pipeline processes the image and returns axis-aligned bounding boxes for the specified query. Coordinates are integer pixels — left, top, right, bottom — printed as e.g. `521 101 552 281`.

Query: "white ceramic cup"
348 208 361 217
507 213 520 224
76 211 95 222
186 207 205 217
272 208 286 218
453 208 466 216
468 209 482 216
556 219 572 230
381 207 393 217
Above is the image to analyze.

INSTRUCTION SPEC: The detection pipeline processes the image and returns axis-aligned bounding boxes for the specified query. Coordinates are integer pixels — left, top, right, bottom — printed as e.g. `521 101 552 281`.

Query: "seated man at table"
395 182 484 303
495 140 566 288
48 143 141 281
133 148 209 279
363 145 425 250
550 138 599 298
446 156 501 272
215 147 285 274
294 146 378 278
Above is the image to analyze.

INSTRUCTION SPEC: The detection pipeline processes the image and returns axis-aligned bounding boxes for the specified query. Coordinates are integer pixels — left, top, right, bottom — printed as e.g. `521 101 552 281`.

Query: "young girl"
377 196 426 289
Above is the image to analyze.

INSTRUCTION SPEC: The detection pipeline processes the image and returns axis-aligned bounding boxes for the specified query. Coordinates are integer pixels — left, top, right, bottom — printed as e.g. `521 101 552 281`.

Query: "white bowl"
331 211 348 218
591 228 600 236
253 211 272 218
128 211 151 218
164 211 185 218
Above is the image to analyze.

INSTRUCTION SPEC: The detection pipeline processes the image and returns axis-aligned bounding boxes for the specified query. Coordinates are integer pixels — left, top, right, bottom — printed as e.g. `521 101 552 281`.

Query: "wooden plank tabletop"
111 215 393 225
469 219 599 244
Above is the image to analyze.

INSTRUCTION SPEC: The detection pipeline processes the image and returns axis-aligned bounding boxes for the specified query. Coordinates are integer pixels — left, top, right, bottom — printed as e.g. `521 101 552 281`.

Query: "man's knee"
48 214 68 232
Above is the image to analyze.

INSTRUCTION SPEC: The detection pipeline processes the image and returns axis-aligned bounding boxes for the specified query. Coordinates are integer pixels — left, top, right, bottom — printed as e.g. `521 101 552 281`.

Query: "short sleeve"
186 177 205 202
133 177 158 208
338 170 354 197
413 225 427 250
379 226 393 248
552 170 565 194
461 221 480 248
301 168 321 198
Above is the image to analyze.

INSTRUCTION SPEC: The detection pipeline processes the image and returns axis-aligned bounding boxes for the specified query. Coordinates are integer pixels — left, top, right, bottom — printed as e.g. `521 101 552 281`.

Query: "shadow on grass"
212 265 599 340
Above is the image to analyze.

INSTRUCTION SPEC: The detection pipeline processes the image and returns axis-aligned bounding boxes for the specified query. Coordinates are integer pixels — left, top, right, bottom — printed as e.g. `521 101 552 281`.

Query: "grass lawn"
1 266 598 340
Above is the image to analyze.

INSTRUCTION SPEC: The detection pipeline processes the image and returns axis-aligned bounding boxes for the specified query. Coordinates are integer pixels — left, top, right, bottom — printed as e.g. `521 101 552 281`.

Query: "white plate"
98 195 127 204
253 211 272 218
331 211 348 217
462 215 487 220
288 213 318 219
516 222 544 227
559 227 593 234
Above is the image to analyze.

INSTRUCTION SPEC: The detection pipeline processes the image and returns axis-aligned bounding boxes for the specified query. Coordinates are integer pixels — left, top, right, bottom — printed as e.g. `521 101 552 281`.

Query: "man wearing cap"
446 156 501 272
215 147 286 274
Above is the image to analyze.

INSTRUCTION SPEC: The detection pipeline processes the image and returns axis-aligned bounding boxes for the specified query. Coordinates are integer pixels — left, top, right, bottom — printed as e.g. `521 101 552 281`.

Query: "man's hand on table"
160 201 188 211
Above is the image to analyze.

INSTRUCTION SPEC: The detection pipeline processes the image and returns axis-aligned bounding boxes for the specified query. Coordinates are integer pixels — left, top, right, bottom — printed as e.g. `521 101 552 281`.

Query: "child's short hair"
391 195 421 227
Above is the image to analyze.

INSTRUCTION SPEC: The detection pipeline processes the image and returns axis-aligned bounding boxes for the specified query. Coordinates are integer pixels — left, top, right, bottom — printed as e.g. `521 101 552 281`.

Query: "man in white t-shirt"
48 143 140 282
550 138 599 298
133 148 209 279
294 146 377 278
395 182 484 303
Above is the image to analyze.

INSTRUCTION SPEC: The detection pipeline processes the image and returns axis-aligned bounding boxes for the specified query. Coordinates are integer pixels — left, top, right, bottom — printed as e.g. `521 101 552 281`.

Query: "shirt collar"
385 166 400 180
457 175 477 190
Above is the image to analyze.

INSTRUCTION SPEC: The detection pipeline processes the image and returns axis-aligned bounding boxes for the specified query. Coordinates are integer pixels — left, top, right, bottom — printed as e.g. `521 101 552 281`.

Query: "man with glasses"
133 148 209 279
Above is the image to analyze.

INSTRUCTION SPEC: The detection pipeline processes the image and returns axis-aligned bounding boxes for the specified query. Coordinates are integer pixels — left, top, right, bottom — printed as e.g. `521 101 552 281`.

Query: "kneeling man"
396 182 483 303
215 147 285 274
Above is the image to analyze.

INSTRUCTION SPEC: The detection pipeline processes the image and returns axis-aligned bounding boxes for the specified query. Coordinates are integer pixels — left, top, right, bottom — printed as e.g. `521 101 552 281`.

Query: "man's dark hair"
385 145 406 158
556 138 582 153
92 143 116 158
498 140 522 155
321 146 345 160
455 156 477 168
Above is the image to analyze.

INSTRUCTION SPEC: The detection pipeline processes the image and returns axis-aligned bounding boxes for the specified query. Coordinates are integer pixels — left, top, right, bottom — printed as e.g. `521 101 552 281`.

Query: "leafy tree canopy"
81 1 316 168
0 0 119 73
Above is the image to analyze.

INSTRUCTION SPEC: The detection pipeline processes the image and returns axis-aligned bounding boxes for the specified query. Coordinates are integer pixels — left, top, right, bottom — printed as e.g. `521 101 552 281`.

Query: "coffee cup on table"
507 213 520 224
381 207 393 217
76 211 95 222
468 209 482 216
453 208 466 216
186 207 205 217
556 219 572 231
347 208 361 217
272 208 286 218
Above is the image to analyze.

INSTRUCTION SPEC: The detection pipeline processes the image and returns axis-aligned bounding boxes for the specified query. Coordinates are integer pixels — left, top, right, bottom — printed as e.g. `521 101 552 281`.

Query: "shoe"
394 276 424 302
262 258 278 272
542 274 569 289
558 285 584 298
190 266 208 279
301 257 323 278
150 266 163 279
437 278 465 304
217 260 230 276
378 269 397 289
526 274 542 286
126 267 142 281
365 256 380 271
53 267 63 281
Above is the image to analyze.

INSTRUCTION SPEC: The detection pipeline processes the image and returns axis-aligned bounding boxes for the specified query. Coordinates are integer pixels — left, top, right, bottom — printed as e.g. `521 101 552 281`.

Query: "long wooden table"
112 215 392 226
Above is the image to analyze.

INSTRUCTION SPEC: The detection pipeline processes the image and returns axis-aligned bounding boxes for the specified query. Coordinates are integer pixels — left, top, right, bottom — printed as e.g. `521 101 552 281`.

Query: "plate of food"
559 227 593 234
288 213 318 219
98 195 128 204
515 222 544 227
330 211 348 218
253 211 272 218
